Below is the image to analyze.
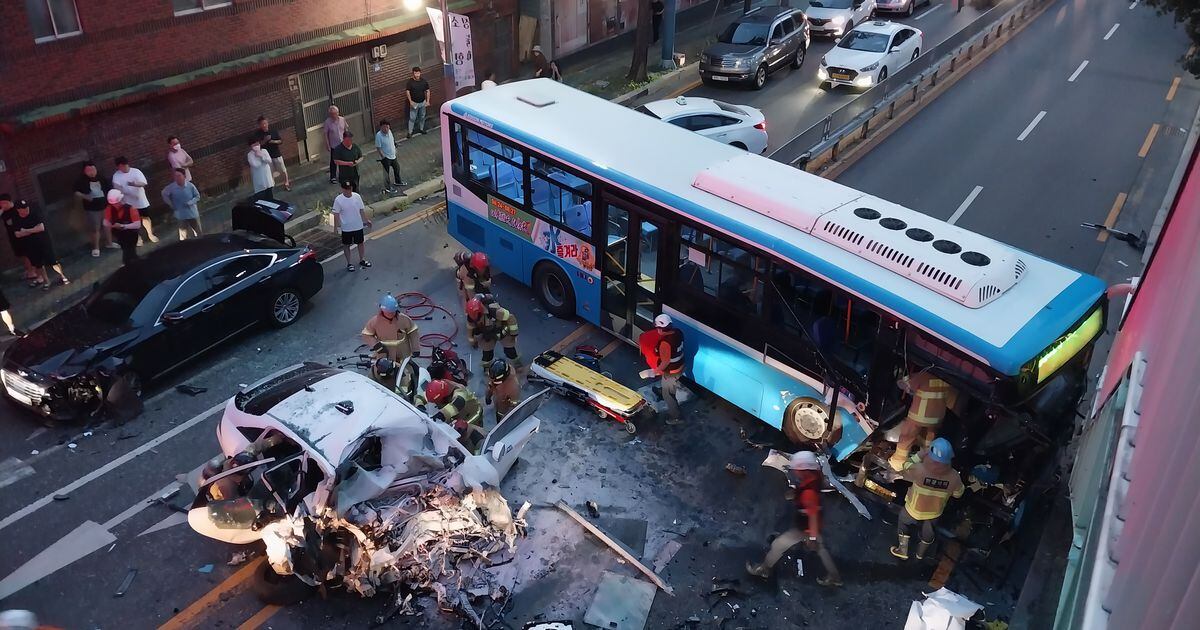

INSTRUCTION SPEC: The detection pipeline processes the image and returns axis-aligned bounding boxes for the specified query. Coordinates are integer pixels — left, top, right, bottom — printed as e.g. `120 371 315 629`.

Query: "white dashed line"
1105 23 1120 40
1068 60 1089 82
1128 1 1136 9
914 4 943 20
1017 111 1047 141
948 186 984 225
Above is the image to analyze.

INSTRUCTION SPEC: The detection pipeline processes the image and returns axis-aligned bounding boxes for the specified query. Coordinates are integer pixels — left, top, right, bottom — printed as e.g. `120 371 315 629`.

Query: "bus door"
599 195 666 339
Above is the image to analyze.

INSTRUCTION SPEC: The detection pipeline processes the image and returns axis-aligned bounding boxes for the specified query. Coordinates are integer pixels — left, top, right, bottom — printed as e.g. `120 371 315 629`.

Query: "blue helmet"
929 438 953 464
379 294 399 315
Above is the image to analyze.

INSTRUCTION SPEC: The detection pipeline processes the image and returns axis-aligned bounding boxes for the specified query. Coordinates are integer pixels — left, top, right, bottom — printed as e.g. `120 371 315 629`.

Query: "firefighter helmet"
454 250 471 267
469 252 490 274
425 379 455 405
466 297 485 320
488 358 511 382
929 438 954 464
379 293 399 315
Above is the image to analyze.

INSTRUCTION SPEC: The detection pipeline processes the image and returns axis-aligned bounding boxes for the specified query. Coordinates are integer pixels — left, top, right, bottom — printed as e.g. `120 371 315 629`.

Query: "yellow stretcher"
529 350 648 434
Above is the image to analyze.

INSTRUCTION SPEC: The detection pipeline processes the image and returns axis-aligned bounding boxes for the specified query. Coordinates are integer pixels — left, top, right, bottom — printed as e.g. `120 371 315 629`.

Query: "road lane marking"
1167 76 1181 101
0 520 116 600
597 337 624 357
1138 123 1161 157
0 457 35 490
1104 23 1120 40
1017 111 1047 141
237 605 282 630
549 323 595 354
158 558 265 630
1068 60 1089 82
948 186 984 225
1129 1 1136 8
0 400 225 533
102 481 183 530
1098 193 1128 242
914 4 942 20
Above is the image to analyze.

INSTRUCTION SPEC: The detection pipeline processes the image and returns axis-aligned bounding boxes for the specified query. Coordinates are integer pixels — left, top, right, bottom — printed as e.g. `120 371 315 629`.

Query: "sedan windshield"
718 22 770 46
810 0 854 8
85 268 155 325
837 30 889 53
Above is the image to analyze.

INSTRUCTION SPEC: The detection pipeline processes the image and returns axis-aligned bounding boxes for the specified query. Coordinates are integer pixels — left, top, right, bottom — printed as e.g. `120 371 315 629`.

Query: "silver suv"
700 7 810 90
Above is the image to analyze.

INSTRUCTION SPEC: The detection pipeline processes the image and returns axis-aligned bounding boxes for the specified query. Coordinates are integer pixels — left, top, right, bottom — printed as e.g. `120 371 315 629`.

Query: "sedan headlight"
854 74 874 87
831 15 847 25
817 67 828 80
860 62 880 72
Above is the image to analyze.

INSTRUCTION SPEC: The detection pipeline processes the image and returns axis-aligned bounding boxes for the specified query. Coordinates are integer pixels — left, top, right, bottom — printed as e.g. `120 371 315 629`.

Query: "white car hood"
823 47 884 71
806 7 853 21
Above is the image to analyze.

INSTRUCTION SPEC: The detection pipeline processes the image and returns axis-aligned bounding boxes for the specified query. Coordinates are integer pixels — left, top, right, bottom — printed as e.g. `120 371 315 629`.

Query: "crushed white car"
188 362 547 607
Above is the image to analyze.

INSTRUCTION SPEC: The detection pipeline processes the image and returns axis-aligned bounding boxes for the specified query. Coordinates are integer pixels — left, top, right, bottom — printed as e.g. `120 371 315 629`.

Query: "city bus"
439 79 1106 540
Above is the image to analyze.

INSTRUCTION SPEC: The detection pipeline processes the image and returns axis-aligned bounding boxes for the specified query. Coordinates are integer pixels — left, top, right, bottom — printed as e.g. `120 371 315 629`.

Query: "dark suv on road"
700 7 810 89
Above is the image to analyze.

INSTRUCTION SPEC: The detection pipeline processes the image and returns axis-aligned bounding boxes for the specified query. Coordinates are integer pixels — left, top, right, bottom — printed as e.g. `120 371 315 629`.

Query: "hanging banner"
426 8 477 92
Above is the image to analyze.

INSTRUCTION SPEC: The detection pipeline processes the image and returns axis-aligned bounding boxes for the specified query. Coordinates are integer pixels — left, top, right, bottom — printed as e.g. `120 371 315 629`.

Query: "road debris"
725 463 747 476
903 587 983 630
651 539 683 573
67 443 77 450
555 501 673 595
197 564 214 574
228 551 254 566
52 494 69 501
175 384 208 396
586 500 601 518
114 568 137 597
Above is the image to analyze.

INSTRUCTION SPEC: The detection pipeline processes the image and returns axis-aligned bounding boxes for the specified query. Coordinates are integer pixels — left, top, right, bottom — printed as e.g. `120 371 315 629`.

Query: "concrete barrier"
613 62 703 108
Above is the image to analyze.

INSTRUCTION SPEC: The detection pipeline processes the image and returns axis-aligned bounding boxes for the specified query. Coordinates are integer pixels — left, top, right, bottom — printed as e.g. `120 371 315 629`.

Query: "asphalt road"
838 0 1200 273
685 2 986 153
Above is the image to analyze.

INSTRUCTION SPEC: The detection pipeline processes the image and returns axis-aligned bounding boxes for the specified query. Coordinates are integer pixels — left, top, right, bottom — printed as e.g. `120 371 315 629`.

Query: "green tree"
1144 0 1200 75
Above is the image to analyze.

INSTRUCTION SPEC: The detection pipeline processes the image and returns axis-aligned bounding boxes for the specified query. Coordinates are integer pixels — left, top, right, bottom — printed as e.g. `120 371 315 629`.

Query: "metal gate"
297 58 372 162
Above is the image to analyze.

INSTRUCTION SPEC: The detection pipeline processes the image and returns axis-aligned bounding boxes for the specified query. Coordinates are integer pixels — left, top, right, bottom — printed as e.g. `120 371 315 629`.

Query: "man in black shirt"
256 115 291 191
74 161 116 257
406 66 431 138
331 131 364 192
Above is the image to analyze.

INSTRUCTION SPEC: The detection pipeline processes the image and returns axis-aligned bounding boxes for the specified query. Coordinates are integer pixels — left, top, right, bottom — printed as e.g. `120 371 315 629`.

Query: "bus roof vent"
516 93 557 108
816 200 1027 308
692 155 865 232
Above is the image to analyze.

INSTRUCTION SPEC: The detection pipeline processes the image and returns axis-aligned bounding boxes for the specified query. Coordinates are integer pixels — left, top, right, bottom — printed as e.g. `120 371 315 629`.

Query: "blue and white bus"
439 79 1106 533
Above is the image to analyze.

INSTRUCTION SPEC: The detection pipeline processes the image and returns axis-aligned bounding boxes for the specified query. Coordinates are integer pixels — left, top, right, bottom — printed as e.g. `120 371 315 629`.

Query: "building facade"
1053 141 1200 627
0 0 519 261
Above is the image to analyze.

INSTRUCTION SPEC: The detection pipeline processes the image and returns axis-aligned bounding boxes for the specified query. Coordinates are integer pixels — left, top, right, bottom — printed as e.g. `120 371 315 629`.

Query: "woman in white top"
247 136 276 200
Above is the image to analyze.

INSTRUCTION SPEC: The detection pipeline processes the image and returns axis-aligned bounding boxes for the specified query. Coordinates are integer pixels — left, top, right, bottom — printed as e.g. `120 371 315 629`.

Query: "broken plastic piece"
197 564 214 574
53 494 69 501
114 568 137 597
725 463 747 476
175 384 208 396
586 501 600 518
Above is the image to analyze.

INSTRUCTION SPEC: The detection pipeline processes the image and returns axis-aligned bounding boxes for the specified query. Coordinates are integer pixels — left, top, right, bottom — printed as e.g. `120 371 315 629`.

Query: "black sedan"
1 231 323 421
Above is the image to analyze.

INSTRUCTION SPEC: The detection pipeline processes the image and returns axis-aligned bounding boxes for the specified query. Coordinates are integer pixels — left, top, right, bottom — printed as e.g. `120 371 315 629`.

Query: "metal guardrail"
771 0 1053 169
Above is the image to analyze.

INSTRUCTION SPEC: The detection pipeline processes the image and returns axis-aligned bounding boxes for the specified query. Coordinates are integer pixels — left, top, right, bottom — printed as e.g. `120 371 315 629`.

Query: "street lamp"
403 0 457 102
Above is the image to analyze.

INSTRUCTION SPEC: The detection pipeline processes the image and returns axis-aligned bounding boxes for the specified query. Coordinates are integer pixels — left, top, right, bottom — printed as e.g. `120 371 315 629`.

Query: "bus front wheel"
782 396 830 445
534 263 576 318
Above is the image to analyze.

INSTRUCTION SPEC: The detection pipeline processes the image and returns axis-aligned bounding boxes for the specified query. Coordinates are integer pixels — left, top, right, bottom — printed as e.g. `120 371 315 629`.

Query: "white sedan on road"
807 0 878 38
819 20 923 89
637 96 769 154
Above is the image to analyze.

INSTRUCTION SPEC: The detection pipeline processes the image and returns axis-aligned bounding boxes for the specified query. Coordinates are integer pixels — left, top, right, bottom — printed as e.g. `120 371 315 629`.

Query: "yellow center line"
549 323 595 354
369 200 447 241
158 558 265 630
1166 76 1182 101
597 337 623 357
1098 192 1128 242
237 605 282 630
1138 123 1161 158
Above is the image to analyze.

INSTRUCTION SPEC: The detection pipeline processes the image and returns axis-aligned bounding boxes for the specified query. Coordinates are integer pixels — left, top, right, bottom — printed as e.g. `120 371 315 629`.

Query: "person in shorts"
332 180 372 272
256 116 291 191
11 200 70 290
74 162 118 257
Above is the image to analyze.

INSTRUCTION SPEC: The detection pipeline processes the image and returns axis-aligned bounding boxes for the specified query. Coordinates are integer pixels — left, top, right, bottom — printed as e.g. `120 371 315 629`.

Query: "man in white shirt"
332 180 372 272
480 69 498 90
247 137 275 201
111 156 158 243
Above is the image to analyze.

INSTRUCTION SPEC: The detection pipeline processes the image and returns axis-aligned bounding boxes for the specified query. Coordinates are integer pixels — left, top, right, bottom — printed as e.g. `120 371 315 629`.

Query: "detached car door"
480 387 552 480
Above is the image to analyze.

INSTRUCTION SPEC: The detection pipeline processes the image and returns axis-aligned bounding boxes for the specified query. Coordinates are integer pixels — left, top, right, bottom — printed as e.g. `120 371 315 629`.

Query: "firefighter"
424 378 485 451
454 251 492 312
888 370 959 471
465 294 521 368
361 294 421 362
638 313 685 425
746 450 844 586
485 358 522 420
890 438 965 560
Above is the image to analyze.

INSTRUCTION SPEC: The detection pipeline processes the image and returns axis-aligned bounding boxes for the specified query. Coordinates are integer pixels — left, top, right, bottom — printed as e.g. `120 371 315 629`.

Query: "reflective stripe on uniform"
904 484 953 520
907 376 953 427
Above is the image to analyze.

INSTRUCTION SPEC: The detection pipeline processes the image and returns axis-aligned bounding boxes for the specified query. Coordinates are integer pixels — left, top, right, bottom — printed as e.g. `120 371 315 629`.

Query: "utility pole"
660 0 677 70
440 0 457 103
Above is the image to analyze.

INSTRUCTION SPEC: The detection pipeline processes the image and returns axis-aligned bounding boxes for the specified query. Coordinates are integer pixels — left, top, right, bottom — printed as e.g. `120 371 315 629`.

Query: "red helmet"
425 379 455 405
469 252 490 274
466 297 485 320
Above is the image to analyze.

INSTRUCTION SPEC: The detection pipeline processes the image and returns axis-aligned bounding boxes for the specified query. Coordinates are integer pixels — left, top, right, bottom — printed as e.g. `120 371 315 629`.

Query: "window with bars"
172 0 232 16
25 0 81 42
408 32 441 69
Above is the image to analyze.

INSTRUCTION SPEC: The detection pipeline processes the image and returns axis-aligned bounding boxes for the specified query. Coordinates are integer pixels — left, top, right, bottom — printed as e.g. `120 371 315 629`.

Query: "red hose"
396 291 459 350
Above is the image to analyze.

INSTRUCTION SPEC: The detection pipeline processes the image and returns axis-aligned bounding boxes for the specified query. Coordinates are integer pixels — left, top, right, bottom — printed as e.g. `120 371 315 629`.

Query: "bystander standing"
162 168 202 240
256 116 291 191
111 157 158 243
406 67 431 138
166 136 194 182
332 131 364 192
480 69 498 90
323 106 348 184
332 180 372 272
104 190 142 264
0 287 21 337
532 46 563 81
247 137 275 201
12 201 69 289
74 162 118 257
374 120 408 194
1 194 38 285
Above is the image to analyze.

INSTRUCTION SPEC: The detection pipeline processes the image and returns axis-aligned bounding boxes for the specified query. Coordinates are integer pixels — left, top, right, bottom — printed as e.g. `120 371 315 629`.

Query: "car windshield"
84 268 156 325
714 101 747 116
810 0 854 8
838 30 890 53
718 22 770 46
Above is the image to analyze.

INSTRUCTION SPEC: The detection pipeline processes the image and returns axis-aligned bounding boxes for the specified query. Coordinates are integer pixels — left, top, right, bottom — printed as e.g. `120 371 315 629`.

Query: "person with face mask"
247 136 275 201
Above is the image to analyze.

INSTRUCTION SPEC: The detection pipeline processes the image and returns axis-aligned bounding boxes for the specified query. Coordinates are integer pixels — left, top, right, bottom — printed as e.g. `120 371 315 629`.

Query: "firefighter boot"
890 534 911 560
745 561 771 579
915 538 935 560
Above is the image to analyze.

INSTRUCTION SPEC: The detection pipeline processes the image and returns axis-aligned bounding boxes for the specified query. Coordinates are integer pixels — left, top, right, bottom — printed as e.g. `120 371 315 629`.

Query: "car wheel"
267 287 303 328
253 562 316 605
791 46 806 69
533 262 576 318
730 141 748 150
878 66 889 83
905 1 914 17
752 65 767 90
911 48 920 62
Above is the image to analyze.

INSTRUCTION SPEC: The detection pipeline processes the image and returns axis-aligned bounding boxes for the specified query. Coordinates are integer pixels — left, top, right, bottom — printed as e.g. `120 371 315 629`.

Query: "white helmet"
654 314 672 328
788 450 820 470
106 189 124 205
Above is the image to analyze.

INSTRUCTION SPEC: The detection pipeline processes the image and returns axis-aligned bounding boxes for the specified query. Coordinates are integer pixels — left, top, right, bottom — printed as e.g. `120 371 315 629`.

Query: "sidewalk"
1 0 760 328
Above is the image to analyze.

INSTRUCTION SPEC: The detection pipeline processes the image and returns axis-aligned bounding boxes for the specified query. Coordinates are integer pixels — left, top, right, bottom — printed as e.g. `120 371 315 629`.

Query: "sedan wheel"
878 66 889 82
911 48 920 62
752 65 767 90
905 1 914 17
268 288 302 328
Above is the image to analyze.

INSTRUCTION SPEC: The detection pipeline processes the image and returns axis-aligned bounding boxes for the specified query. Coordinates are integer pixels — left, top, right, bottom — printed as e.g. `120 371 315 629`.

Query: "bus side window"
464 129 526 204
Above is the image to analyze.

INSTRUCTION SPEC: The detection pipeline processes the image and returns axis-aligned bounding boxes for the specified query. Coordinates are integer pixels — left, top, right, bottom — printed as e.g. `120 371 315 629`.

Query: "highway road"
685 2 986 153
1 0 1198 627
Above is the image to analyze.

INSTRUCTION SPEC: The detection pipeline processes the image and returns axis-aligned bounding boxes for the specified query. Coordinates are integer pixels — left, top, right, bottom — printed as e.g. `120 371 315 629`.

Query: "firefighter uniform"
889 371 959 471
361 311 421 362
426 379 485 452
486 360 522 420
892 441 964 560
454 251 492 312
467 297 521 368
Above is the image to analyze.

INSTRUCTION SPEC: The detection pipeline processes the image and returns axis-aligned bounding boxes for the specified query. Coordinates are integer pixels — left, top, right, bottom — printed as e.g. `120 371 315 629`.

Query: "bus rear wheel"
534 263 576 318
782 396 830 445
